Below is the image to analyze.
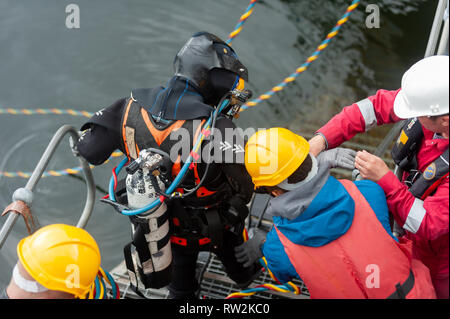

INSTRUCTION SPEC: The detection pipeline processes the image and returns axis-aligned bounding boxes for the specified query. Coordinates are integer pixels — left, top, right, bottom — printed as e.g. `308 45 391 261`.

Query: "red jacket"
317 89 449 278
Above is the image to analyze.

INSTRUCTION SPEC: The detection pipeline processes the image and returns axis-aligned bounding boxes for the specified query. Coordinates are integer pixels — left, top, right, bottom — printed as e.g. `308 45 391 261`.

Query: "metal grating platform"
108 193 310 299
109 251 310 299
197 252 309 300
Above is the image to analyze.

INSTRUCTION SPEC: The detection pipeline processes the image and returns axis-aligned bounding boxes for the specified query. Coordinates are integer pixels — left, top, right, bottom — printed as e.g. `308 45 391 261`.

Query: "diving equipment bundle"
102 88 252 294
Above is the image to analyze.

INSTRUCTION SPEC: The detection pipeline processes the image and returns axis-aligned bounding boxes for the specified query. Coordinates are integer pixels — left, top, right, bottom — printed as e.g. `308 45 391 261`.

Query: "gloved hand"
317 147 356 170
234 228 267 268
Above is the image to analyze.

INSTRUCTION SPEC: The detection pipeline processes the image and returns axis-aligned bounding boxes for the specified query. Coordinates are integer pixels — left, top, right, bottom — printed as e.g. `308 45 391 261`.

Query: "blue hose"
103 269 119 299
94 276 101 299
108 156 129 202
109 98 229 216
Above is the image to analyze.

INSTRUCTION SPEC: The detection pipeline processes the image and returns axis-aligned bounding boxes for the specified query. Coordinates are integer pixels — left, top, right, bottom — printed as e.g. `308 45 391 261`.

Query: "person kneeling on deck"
75 32 259 299
236 128 436 299
1 224 106 299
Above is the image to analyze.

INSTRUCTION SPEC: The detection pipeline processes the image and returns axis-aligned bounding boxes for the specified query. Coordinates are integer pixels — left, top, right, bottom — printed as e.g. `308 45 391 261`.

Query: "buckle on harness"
404 170 421 188
170 235 211 247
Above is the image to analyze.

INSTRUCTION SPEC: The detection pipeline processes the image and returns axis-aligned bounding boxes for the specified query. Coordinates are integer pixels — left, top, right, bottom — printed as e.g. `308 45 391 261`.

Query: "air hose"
107 95 231 216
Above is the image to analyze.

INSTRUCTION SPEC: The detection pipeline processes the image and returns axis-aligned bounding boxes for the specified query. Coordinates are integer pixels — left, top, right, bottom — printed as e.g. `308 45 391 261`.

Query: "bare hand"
355 150 390 182
308 134 327 156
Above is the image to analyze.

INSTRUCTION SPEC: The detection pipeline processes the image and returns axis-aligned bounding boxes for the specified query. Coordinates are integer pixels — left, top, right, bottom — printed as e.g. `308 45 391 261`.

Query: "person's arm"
76 125 121 165
310 89 402 155
76 98 127 165
377 171 449 241
355 150 449 240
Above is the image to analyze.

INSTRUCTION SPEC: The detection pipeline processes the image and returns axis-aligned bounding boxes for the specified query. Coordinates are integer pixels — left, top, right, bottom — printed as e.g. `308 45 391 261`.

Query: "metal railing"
0 125 96 249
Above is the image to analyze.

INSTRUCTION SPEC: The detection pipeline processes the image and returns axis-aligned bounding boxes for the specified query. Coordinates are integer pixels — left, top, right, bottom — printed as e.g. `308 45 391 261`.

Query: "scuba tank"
123 149 173 290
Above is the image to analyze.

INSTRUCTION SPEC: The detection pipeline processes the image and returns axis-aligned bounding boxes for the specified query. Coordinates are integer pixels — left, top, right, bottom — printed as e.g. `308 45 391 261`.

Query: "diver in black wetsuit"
76 32 260 299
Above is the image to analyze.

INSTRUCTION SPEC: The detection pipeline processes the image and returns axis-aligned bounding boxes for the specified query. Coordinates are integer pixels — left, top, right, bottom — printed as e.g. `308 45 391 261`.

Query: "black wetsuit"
76 76 257 298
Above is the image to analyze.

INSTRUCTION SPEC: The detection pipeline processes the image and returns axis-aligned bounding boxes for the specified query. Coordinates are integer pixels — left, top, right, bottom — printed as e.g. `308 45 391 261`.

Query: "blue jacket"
262 175 396 283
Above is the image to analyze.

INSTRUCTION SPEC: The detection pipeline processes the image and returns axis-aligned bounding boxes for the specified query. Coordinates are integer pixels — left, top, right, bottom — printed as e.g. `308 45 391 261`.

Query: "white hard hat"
393 55 449 119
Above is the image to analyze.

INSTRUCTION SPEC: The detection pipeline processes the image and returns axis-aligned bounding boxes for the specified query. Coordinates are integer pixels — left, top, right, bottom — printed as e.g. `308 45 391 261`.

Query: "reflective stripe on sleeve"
356 98 377 131
403 198 426 234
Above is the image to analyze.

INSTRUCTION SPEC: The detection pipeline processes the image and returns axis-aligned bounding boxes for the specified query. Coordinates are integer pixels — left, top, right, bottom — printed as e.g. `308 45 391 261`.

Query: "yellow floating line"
327 30 339 39
17 172 29 178
284 77 296 83
229 27 243 38
338 17 349 25
241 8 253 20
272 86 283 92
348 3 359 10
318 43 328 51
48 170 61 176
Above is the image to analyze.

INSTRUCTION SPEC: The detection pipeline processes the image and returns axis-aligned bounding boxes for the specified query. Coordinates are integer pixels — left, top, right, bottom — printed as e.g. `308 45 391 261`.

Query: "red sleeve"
317 89 402 149
377 171 449 241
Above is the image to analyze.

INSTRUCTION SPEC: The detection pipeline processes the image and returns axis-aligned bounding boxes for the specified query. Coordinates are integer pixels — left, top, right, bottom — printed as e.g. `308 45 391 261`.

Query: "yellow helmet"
245 128 310 187
17 224 101 298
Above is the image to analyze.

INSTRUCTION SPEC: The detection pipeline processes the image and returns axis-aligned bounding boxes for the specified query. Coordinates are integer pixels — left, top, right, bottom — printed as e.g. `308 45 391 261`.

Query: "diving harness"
102 88 252 294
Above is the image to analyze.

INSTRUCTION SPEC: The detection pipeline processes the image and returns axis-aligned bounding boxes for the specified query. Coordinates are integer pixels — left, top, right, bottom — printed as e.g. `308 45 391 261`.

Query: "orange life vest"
275 179 436 299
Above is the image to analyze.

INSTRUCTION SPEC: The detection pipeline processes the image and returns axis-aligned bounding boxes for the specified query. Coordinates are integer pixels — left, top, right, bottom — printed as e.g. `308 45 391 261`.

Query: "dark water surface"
0 0 436 287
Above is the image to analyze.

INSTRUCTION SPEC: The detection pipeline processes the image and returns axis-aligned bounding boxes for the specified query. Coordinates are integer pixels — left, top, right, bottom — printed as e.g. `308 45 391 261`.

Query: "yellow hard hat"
17 224 101 298
245 128 310 187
